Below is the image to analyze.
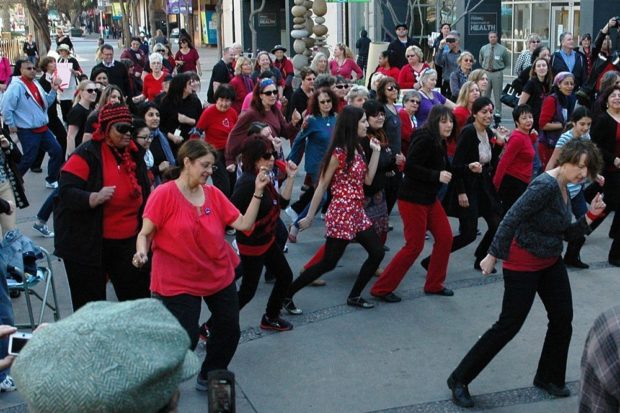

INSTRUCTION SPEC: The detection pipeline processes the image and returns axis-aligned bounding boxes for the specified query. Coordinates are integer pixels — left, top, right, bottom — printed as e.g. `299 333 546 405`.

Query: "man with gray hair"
479 31 510 115
550 32 587 88
207 46 234 104
434 30 462 99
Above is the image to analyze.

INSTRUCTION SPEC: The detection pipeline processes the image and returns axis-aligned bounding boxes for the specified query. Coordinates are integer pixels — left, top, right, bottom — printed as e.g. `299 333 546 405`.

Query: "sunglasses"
335 84 350 89
261 151 278 160
462 59 473 62
114 123 134 134
370 112 386 118
408 99 420 104
530 40 541 43
156 49 165 53
319 99 331 104
85 88 97 94
406 54 416 58
261 90 277 96
136 135 154 141
386 86 399 91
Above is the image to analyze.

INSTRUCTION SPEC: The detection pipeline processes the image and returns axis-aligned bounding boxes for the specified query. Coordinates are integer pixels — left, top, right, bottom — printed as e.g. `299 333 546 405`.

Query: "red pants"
371 199 452 294
538 143 554 170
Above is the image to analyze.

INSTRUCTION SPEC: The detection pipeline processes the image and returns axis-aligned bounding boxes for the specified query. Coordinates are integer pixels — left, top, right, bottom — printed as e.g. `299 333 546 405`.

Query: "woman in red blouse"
329 43 363 81
367 50 400 84
175 37 201 74
399 90 421 156
54 103 151 311
141 52 167 102
398 45 429 89
228 56 254 114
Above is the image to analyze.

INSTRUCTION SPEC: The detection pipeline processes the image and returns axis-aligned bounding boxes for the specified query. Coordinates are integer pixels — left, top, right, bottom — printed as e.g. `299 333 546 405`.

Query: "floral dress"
325 147 373 240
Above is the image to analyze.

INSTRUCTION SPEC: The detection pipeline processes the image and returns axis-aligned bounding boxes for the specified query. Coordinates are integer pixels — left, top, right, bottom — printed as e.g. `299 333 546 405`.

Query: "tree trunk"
148 0 157 37
215 0 223 57
131 0 140 35
24 0 51 54
119 0 131 47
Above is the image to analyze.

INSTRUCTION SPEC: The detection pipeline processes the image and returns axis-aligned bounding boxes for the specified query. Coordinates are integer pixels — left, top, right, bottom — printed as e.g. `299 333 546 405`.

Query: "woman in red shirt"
228 56 254 114
399 90 421 156
367 50 400 85
175 37 201 74
134 139 270 391
397 45 429 89
142 52 167 102
329 43 363 81
196 84 238 197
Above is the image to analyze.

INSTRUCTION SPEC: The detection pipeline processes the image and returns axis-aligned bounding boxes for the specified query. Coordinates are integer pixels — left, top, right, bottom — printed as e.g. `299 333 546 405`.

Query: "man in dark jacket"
90 44 131 98
387 24 419 69
550 32 587 88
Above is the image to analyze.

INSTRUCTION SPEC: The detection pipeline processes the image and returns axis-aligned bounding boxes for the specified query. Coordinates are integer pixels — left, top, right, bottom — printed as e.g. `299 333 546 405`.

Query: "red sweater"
399 108 415 155
143 72 165 101
196 105 238 150
329 58 363 80
539 94 562 130
492 129 536 190
397 63 429 89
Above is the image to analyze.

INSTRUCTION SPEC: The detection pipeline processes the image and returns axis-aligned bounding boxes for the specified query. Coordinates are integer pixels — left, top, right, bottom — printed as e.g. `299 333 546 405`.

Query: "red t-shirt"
144 181 241 297
196 105 238 150
62 144 143 239
143 72 165 102
493 129 536 190
175 48 200 73
503 240 558 271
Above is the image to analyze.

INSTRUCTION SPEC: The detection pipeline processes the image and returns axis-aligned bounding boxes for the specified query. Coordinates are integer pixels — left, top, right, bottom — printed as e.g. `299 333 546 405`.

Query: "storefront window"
501 4 512 41
532 2 550 45
514 3 531 40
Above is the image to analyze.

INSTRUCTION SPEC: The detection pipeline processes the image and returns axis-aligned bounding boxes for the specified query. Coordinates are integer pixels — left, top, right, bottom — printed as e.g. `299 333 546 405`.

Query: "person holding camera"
434 30 462 99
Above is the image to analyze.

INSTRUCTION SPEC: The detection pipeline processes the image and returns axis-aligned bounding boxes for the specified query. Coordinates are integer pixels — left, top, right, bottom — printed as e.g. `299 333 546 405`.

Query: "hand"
132 251 148 268
132 95 146 103
226 164 236 173
530 128 539 137
468 162 482 173
614 157 620 169
480 254 497 276
395 153 406 166
0 136 10 149
158 161 170 172
369 137 381 152
95 186 115 205
291 109 302 126
285 160 298 178
280 95 288 105
589 193 606 217
270 136 282 152
439 170 452 184
254 166 271 190
458 193 469 208
174 135 184 145
51 76 62 90
298 216 313 230
6 200 15 215
595 174 605 186
0 84 6 92
0 326 17 371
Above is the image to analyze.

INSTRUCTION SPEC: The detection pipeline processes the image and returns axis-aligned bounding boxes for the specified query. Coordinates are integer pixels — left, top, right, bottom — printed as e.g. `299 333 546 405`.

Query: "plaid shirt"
579 305 620 412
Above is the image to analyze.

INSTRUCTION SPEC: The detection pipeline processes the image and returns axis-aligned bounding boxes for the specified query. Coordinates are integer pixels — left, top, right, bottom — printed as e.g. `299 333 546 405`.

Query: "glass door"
551 5 581 49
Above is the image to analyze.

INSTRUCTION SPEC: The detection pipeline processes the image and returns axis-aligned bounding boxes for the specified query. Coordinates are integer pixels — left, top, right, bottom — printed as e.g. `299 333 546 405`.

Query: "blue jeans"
37 188 58 222
16 128 62 183
293 192 327 228
0 256 15 381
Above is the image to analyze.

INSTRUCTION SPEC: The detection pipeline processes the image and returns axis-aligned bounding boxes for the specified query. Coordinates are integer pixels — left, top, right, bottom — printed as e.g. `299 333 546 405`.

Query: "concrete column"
580 0 620 40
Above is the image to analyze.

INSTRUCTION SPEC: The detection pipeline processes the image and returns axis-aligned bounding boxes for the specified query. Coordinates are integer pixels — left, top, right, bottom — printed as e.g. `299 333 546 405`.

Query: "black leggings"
238 242 293 318
288 228 384 299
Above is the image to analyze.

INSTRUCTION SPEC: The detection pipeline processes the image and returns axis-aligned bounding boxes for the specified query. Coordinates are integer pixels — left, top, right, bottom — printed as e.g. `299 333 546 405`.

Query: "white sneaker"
284 206 298 222
0 375 16 392
45 181 58 189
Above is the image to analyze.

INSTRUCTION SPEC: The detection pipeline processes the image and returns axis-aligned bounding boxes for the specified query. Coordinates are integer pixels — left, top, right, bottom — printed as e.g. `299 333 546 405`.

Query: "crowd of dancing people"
0 19 619 410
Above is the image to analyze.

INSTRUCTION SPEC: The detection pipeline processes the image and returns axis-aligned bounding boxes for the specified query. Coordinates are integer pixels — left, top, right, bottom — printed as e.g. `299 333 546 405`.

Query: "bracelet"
253 193 263 199
586 210 602 221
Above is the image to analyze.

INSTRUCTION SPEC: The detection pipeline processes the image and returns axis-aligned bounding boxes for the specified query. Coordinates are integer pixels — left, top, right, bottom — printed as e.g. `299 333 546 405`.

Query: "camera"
208 370 235 413
493 113 503 129
8 332 32 356
446 38 456 43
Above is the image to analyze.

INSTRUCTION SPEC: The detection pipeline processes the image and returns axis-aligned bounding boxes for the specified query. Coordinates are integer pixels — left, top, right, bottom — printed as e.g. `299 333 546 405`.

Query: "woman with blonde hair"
451 81 481 157
310 52 330 76
228 56 254 113
450 51 475 100
329 43 363 81
468 69 489 95
66 80 97 156
398 45 429 89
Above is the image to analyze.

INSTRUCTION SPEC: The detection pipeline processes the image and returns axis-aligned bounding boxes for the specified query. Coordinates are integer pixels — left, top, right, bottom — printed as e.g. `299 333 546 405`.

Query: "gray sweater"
489 173 591 260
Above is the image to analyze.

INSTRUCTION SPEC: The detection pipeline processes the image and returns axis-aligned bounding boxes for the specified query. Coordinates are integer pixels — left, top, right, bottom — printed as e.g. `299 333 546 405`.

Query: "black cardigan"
591 111 620 170
398 128 448 205
53 140 151 266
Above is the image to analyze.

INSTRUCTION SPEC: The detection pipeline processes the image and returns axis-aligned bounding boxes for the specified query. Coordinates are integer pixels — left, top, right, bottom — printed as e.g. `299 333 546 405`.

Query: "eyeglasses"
261 151 278 160
408 99 420 104
85 88 97 94
462 59 473 62
406 54 416 58
156 49 165 53
335 84 350 89
319 99 331 104
261 90 277 96
114 123 134 134
530 40 541 44
386 86 399 91
136 135 153 141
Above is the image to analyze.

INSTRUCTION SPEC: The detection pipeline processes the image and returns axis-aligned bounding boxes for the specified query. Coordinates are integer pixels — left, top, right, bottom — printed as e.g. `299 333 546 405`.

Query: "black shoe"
282 298 303 315
420 256 430 271
609 258 620 267
474 259 496 273
30 167 43 173
424 288 454 296
260 314 293 331
371 292 401 303
347 296 375 308
533 377 571 397
447 375 474 408
564 255 589 269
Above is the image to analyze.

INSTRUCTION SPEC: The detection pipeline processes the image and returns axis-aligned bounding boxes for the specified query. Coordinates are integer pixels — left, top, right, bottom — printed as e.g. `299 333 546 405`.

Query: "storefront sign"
468 12 497 35
258 13 277 27
167 0 193 14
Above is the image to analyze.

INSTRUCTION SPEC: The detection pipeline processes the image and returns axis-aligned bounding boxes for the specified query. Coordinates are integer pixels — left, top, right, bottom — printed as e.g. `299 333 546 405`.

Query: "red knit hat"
94 103 133 141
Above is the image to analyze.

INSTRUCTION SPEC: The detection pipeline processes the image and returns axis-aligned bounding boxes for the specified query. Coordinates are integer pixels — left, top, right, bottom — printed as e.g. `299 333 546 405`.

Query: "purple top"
417 90 446 126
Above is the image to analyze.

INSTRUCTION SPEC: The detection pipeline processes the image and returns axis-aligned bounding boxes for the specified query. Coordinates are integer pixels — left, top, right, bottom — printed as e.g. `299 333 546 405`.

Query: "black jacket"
90 61 131 98
387 37 419 69
550 50 587 87
398 128 448 205
361 131 395 197
591 111 620 170
54 140 151 266
1 137 28 209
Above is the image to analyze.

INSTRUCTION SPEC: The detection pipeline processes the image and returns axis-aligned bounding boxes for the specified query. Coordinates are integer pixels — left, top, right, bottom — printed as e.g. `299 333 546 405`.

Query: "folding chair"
7 247 61 330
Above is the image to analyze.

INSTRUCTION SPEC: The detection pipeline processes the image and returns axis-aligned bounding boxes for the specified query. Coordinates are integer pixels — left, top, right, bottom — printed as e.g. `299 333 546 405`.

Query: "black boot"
564 236 589 269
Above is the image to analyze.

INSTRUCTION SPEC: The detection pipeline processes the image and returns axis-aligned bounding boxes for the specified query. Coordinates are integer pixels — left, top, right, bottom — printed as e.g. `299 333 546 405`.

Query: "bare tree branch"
248 0 266 54
453 0 485 26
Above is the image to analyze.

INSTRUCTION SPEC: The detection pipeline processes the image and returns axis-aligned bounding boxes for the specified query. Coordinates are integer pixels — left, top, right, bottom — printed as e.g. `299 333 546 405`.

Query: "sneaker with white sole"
195 374 208 392
260 314 293 331
33 222 54 238
0 375 16 392
284 206 298 222
45 181 58 189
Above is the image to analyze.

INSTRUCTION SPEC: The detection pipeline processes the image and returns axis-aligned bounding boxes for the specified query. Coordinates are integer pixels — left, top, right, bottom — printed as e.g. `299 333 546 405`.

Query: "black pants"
63 237 150 311
264 218 288 282
385 172 402 215
60 100 73 124
155 282 240 379
288 228 384 299
291 186 315 214
211 149 232 197
497 174 528 214
239 242 293 318
451 259 573 386
452 200 501 261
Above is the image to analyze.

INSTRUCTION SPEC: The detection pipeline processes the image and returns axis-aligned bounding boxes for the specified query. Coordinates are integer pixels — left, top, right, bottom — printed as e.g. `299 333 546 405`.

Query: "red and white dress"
325 147 372 240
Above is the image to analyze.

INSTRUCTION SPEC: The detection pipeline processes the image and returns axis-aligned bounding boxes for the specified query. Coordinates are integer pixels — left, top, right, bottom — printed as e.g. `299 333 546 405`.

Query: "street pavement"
0 36 619 412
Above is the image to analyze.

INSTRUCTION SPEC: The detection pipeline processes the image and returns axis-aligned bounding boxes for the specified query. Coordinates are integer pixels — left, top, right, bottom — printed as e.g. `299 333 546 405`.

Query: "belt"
486 68 504 73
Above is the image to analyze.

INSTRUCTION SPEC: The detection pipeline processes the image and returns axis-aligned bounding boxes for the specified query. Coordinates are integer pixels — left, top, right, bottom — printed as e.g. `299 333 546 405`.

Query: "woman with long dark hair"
283 106 384 311
371 105 456 301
